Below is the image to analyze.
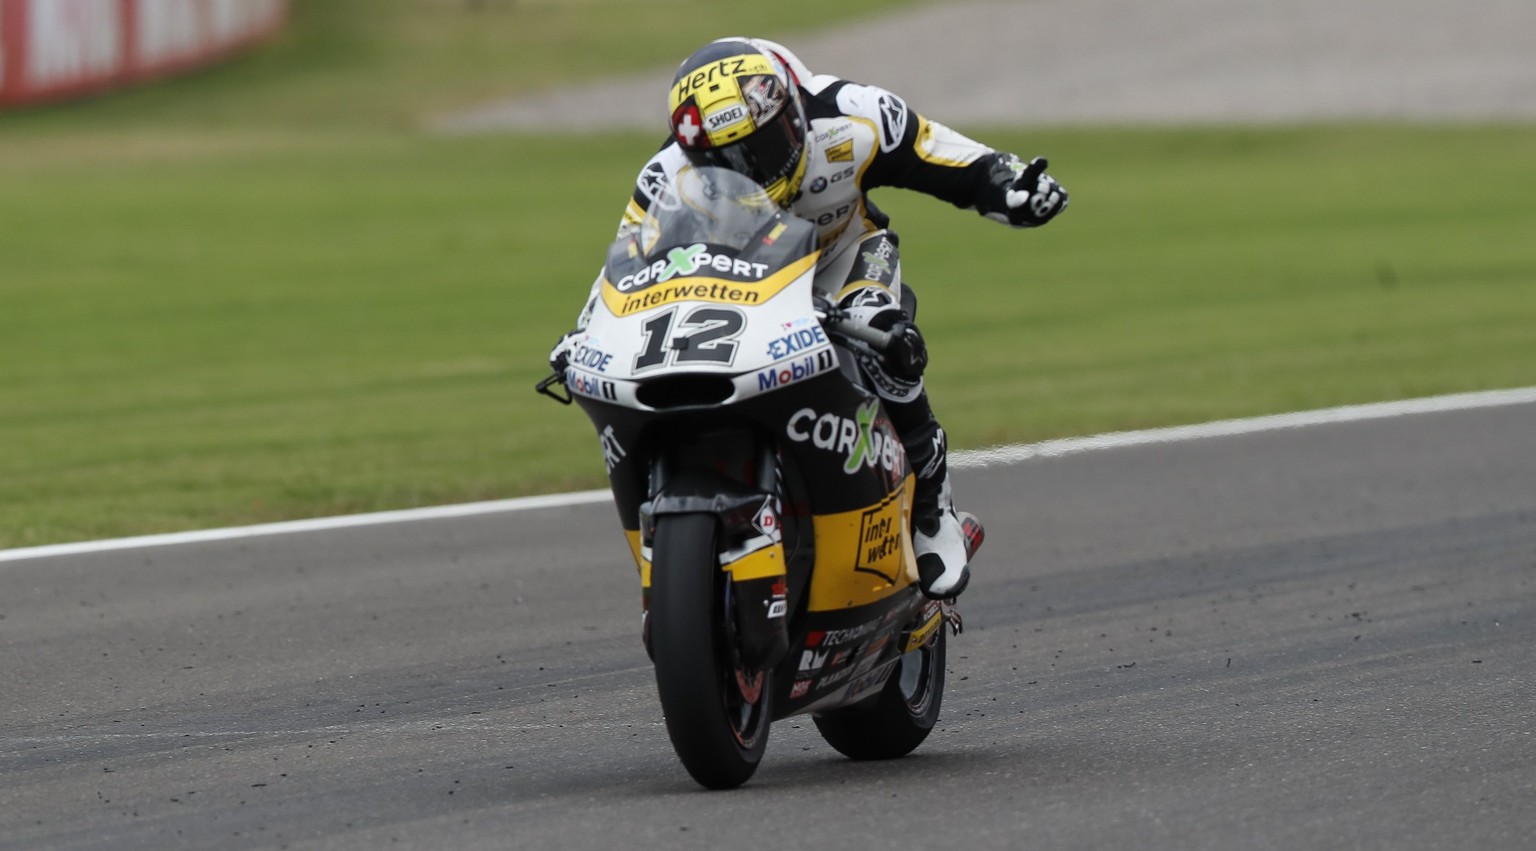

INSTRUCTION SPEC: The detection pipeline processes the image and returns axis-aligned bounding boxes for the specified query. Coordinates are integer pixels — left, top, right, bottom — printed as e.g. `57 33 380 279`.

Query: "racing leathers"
564 38 1068 599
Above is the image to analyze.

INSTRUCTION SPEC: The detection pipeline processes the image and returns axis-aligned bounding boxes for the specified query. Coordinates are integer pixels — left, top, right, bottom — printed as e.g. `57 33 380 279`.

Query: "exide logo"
766 326 827 359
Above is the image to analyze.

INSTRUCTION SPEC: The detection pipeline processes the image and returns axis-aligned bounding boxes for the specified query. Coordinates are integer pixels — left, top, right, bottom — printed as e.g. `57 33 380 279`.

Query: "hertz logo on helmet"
674 57 766 99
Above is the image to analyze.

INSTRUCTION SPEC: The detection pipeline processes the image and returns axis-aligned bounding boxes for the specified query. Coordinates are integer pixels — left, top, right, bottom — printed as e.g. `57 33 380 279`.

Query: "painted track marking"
4 386 1533 563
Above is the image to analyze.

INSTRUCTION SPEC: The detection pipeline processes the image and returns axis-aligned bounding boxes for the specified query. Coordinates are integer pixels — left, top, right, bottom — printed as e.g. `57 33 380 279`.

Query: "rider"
554 37 1069 600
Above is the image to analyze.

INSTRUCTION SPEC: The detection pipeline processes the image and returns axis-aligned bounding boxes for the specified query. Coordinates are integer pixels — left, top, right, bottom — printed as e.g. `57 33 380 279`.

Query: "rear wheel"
649 513 772 788
812 622 945 760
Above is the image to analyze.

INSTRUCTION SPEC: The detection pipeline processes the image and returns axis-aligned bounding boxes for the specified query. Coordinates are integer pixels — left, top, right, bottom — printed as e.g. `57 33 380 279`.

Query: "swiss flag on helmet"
671 103 710 149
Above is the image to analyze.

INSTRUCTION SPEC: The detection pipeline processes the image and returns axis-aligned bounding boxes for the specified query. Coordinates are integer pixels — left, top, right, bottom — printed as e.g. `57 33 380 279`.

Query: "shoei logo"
786 399 901 475
706 104 748 133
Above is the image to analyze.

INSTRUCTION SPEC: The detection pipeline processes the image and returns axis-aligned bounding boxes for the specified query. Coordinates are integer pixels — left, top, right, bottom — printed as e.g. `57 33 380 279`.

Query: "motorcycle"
538 166 966 789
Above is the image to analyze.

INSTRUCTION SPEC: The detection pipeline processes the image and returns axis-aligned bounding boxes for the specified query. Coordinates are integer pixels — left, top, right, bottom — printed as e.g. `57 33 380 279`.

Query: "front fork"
637 437 791 673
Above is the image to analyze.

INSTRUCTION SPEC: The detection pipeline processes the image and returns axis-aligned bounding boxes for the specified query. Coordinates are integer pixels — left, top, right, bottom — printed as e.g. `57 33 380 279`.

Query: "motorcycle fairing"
568 258 835 413
576 376 927 715
804 474 918 612
563 166 935 722
575 372 914 596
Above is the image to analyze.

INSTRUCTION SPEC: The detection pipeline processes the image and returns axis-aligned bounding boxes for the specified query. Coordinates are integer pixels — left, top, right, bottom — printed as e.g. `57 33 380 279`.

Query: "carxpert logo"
858 237 895 283
786 399 901 475
601 252 813 317
611 243 769 293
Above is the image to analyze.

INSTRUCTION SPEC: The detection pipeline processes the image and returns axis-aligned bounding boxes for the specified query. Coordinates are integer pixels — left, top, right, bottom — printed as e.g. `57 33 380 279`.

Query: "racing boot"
900 416 983 599
836 271 982 598
911 468 984 599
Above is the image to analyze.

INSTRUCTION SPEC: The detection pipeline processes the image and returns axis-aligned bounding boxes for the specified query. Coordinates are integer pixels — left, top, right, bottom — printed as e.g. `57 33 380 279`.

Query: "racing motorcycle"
537 166 966 789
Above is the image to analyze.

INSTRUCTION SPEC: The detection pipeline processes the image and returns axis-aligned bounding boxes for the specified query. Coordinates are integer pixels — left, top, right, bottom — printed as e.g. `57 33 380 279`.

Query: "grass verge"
1 4 1532 547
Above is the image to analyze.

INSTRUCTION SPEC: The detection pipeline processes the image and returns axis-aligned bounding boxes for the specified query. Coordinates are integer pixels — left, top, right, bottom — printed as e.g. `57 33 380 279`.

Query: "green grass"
2 4 1534 548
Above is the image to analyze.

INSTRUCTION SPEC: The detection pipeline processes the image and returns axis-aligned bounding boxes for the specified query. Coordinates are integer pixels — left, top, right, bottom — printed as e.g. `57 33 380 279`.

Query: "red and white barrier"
0 0 288 109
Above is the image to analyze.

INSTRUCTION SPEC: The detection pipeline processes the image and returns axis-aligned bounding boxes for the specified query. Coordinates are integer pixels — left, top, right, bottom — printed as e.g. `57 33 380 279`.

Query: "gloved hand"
548 330 580 374
1005 156 1068 227
883 319 928 381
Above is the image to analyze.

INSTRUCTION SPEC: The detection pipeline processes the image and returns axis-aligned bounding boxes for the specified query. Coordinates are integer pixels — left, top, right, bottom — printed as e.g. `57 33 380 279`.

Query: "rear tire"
649 513 771 789
813 623 945 760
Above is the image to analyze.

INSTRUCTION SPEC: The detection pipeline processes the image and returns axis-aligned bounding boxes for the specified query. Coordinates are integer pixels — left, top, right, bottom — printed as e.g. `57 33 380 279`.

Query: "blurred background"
2 0 1533 548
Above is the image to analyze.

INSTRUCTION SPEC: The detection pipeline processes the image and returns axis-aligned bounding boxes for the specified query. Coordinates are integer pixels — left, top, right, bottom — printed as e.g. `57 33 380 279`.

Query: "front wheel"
649 513 772 789
812 621 946 760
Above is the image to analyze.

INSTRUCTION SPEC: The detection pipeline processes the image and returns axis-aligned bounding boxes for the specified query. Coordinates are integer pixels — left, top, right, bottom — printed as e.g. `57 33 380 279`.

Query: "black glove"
1005 156 1068 227
883 319 928 381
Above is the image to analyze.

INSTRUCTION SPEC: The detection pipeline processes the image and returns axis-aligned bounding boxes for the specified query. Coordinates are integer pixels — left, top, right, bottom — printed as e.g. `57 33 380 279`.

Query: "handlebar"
815 304 894 352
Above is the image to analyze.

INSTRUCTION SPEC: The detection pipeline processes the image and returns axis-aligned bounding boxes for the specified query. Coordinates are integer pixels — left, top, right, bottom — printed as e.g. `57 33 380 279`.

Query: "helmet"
667 39 808 207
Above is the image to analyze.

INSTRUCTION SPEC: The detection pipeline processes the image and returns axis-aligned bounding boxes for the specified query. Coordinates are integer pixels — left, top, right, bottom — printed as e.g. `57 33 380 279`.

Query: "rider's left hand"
1005 156 1068 227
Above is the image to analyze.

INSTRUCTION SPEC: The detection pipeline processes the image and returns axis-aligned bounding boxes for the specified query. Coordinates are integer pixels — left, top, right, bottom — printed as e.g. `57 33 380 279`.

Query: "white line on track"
4 386 1533 564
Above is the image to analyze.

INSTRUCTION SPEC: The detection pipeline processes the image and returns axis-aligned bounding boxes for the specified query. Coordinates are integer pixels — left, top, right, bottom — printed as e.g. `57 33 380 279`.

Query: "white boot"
912 475 983 599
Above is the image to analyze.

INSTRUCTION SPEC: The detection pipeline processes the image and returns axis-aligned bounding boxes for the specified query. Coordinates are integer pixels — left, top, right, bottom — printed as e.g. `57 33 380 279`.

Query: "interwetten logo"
602 252 814 317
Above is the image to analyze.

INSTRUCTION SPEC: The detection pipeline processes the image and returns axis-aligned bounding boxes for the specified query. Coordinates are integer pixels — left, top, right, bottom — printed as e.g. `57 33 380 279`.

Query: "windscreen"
604 166 815 284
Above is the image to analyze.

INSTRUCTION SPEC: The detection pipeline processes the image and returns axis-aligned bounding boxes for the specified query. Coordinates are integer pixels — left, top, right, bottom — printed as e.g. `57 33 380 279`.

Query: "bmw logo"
808 176 829 193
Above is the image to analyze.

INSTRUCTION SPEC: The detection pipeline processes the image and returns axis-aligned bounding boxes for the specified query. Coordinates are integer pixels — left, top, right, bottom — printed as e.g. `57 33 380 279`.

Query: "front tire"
649 513 771 789
812 622 946 760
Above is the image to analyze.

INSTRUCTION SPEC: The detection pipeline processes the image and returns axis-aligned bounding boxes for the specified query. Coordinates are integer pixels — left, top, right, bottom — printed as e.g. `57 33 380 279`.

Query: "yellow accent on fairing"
721 544 785 581
807 475 917 612
904 609 943 653
599 252 817 316
626 529 650 585
632 478 915 611
631 529 785 586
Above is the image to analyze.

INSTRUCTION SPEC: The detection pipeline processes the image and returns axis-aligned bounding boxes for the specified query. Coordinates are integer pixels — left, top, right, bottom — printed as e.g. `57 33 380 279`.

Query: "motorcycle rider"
553 37 1069 599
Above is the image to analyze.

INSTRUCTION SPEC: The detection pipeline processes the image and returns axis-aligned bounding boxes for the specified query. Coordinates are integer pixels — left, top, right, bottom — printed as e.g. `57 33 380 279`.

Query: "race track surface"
3 401 1533 850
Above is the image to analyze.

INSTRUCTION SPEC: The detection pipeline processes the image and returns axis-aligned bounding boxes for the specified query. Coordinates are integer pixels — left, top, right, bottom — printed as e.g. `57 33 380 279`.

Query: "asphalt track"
3 399 1533 850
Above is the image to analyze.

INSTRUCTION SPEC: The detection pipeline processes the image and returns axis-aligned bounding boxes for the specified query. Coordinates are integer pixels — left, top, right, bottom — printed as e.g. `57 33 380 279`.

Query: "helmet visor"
693 103 805 198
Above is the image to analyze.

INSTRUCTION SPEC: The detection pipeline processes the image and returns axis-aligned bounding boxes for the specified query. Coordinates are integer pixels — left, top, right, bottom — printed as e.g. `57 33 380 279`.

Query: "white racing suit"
575 39 1052 597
